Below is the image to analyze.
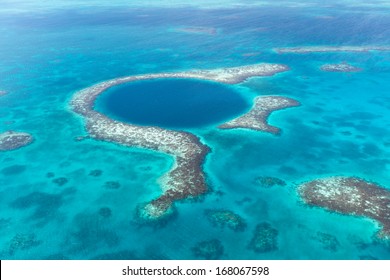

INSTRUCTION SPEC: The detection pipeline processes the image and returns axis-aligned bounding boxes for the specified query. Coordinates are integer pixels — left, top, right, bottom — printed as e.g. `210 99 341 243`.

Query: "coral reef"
248 222 278 253
298 176 390 239
253 176 286 188
0 90 7 96
68 213 119 251
70 63 290 220
219 96 300 134
205 209 247 231
98 207 112 218
52 177 68 186
135 201 177 224
192 239 224 260
9 233 41 255
10 191 64 222
313 232 340 252
89 169 103 177
103 181 121 189
0 131 33 151
320 62 362 72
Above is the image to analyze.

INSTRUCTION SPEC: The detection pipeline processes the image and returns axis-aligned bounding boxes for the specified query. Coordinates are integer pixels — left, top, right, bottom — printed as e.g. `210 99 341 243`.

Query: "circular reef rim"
70 63 297 221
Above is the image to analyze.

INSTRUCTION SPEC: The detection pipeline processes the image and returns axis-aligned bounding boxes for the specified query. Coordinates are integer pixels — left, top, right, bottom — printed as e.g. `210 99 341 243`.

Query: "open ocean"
0 1 389 259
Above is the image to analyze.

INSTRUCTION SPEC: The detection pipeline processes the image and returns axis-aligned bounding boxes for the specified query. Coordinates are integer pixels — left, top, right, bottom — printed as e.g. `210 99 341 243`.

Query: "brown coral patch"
0 131 33 151
219 96 300 134
298 176 390 239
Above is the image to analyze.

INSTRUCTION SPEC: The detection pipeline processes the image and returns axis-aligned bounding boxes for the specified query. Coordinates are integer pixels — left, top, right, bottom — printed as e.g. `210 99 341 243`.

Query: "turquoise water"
95 79 250 129
0 2 389 259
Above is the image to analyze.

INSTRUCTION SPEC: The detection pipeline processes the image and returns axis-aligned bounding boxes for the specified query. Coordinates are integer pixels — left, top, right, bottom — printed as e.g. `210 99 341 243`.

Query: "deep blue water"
0 1 390 260
96 79 250 129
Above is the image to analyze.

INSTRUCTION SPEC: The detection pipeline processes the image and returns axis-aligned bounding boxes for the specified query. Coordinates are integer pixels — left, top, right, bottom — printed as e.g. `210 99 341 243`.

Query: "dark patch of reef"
0 131 33 151
8 233 41 256
98 207 112 218
89 169 103 177
312 231 340 252
1 164 26 176
67 212 119 251
52 177 68 186
46 172 55 178
298 176 390 239
253 176 286 188
103 181 121 189
204 209 247 232
10 191 65 223
248 222 278 253
192 239 224 260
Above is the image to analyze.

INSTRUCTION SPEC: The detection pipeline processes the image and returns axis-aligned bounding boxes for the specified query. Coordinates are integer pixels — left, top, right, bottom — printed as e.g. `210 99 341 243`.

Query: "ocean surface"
0 1 389 259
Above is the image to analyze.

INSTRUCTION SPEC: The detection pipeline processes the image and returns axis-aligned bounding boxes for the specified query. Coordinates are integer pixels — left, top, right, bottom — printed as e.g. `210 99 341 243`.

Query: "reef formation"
8 233 41 256
70 63 290 221
313 231 340 252
0 90 7 97
204 209 247 231
274 45 390 54
298 176 390 239
320 62 362 72
52 177 68 187
0 131 33 151
219 96 300 134
253 176 286 188
192 239 224 260
248 222 278 253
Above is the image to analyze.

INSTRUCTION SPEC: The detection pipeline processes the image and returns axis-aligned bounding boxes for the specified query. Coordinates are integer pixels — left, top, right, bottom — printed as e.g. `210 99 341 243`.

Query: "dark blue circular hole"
96 78 250 129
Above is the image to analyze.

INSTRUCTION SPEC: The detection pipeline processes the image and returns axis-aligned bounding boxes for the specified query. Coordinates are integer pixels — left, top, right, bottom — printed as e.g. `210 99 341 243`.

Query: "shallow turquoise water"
0 2 389 259
95 79 250 129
